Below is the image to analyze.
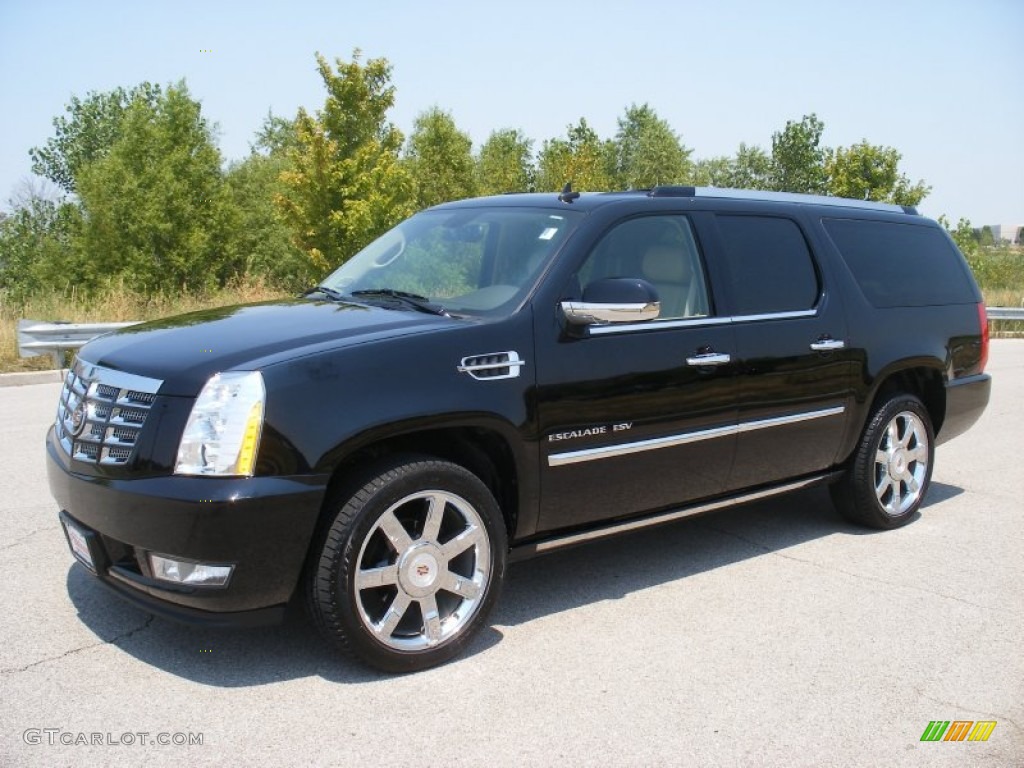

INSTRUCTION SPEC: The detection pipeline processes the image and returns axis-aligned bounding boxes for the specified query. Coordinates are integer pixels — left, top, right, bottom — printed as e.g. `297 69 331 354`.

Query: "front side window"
716 215 819 315
576 215 710 319
321 207 584 316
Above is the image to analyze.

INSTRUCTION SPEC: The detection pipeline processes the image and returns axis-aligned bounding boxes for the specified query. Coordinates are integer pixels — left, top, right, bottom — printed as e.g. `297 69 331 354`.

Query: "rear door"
710 213 853 490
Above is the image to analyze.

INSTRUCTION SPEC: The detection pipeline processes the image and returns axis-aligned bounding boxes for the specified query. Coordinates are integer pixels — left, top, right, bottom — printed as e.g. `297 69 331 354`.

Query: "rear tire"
307 455 507 672
830 394 935 529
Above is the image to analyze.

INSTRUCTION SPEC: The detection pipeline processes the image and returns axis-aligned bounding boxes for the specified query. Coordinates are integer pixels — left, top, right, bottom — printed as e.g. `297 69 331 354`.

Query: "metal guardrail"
17 320 141 368
16 306 1024 370
987 307 1024 320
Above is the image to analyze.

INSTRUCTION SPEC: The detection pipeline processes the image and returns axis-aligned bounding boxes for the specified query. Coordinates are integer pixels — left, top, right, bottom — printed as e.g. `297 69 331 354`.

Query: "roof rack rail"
644 186 917 215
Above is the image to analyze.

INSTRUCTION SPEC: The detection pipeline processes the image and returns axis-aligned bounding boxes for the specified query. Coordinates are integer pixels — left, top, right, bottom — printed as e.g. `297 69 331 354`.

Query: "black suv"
46 186 991 671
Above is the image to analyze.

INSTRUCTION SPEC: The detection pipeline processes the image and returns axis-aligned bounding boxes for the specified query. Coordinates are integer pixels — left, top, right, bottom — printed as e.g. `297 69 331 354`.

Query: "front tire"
830 394 935 529
308 456 507 672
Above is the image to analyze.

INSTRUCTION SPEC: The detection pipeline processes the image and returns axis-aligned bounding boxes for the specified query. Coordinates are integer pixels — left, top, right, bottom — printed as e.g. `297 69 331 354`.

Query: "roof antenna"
558 182 580 204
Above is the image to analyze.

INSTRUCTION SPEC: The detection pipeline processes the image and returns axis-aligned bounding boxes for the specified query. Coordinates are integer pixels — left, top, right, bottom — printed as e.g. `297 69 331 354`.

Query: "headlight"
175 371 264 476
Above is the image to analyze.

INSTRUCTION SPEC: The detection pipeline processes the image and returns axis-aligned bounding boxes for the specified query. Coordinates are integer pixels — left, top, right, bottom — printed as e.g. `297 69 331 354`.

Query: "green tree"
74 81 235 292
223 113 308 285
691 156 733 187
825 140 929 205
224 154 307 286
29 83 163 193
252 111 299 156
937 215 977 258
1017 226 1024 246
536 118 614 192
729 143 772 190
277 51 413 276
0 194 82 301
770 114 827 194
476 128 534 195
405 107 477 208
979 225 995 246
611 103 692 188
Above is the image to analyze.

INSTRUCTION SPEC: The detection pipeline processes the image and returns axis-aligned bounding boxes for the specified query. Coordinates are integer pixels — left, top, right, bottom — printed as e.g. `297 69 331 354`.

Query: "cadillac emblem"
70 400 87 436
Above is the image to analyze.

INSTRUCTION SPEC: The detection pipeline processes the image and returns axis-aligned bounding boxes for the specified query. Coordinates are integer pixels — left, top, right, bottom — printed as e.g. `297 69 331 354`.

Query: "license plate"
64 520 95 570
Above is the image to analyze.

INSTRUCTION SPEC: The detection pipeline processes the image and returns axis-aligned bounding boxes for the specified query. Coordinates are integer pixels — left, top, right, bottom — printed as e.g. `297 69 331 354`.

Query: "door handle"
686 352 731 367
810 338 845 352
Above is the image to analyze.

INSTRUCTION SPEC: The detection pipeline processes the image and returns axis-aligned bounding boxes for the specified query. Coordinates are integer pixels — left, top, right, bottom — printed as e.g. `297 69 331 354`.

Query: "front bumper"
937 372 992 446
46 428 328 625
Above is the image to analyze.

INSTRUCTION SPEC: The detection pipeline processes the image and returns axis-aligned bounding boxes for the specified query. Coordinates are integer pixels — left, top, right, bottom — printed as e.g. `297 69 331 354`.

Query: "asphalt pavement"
1 342 1021 767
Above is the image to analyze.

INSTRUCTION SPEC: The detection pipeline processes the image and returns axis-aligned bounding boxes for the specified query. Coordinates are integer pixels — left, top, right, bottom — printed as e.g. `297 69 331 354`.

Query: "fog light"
148 554 233 587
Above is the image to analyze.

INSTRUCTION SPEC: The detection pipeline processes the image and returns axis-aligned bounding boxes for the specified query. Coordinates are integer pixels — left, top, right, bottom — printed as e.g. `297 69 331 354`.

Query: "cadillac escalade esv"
46 186 991 671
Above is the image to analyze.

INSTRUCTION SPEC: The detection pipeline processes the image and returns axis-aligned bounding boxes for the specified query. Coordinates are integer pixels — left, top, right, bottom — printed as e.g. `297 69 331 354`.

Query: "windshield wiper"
350 289 449 316
301 284 347 302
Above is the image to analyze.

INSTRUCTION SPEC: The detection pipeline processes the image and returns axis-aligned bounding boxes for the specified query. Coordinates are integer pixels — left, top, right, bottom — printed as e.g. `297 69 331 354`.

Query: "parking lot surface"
1 342 1021 767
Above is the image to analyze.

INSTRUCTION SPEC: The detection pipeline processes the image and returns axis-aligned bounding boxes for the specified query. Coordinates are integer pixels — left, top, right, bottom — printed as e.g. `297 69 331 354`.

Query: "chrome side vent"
55 360 163 467
457 351 525 381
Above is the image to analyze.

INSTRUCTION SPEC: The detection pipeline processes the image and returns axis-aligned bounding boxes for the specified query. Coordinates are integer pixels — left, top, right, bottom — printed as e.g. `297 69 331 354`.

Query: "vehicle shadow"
64 482 964 686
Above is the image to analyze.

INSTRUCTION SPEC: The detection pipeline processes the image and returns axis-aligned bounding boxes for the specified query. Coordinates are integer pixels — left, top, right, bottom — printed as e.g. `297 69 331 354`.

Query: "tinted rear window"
716 216 819 315
823 219 977 307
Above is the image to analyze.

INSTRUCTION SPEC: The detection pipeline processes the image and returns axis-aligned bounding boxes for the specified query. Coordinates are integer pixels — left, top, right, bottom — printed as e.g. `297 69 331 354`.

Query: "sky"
1 0 1021 225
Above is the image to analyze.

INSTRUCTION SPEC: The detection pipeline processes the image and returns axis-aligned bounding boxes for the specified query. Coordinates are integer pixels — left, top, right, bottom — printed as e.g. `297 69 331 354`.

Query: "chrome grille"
55 360 163 466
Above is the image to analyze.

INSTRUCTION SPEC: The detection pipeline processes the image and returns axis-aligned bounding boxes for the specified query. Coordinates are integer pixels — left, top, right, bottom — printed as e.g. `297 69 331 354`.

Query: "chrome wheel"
873 410 929 516
354 490 491 652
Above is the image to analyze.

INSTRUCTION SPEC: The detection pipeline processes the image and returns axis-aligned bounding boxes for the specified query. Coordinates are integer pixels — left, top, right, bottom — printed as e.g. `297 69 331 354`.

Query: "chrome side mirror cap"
561 277 661 326
561 300 660 325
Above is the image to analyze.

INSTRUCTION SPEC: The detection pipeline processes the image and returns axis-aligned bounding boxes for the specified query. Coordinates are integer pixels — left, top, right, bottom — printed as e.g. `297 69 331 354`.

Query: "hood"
79 298 453 396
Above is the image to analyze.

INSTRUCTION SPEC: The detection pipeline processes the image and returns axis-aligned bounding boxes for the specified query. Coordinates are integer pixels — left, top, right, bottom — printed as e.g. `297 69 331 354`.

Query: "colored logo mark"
920 720 996 742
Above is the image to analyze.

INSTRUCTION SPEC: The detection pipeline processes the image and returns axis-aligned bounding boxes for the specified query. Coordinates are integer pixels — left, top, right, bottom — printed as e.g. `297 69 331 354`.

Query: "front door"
534 214 738 533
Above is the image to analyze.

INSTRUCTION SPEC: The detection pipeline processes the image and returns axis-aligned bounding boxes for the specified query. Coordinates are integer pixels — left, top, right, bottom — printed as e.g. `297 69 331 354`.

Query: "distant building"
975 224 1022 244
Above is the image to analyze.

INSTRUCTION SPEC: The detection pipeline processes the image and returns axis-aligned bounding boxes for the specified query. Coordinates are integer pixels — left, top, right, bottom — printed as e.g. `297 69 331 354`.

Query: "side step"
509 472 840 562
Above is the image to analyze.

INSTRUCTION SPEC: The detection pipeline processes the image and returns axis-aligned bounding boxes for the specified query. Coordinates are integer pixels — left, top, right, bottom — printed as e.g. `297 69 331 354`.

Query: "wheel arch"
868 364 946 437
319 419 525 543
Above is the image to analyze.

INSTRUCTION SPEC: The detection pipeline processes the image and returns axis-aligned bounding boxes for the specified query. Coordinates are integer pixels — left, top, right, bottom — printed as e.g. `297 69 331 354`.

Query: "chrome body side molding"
548 406 845 467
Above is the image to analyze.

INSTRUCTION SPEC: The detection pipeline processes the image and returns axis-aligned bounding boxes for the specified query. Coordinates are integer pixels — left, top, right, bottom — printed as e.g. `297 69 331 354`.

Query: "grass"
1 277 290 372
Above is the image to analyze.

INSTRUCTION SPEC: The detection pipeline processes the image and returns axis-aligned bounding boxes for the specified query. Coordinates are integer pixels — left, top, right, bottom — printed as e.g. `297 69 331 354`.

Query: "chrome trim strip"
730 309 817 323
549 423 736 467
585 308 817 336
548 405 845 467
735 406 845 434
74 359 164 395
510 472 840 561
588 316 727 335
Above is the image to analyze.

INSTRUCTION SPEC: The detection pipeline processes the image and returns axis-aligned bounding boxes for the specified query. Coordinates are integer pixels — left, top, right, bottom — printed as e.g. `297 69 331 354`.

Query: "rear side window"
823 218 977 307
716 216 819 315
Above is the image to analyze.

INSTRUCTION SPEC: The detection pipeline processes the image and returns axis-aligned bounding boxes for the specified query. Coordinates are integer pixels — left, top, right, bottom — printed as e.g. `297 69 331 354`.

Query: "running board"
509 471 841 562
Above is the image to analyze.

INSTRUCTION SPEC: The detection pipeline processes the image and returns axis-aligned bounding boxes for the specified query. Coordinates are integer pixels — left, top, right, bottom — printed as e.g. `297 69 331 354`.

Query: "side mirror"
561 277 661 326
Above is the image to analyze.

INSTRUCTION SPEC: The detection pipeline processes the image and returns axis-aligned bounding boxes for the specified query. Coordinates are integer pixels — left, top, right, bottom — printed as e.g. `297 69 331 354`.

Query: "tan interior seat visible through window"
641 244 701 318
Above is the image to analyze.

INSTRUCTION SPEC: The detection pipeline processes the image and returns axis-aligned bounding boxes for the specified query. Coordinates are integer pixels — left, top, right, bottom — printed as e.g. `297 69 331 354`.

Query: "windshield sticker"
538 227 558 240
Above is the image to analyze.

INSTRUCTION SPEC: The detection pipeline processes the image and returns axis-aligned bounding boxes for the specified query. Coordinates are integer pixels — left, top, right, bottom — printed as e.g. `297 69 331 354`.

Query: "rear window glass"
823 219 977 307
716 216 819 315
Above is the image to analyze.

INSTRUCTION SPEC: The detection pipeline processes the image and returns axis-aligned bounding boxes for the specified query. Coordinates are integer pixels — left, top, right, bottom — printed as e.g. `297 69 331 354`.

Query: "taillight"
977 302 989 373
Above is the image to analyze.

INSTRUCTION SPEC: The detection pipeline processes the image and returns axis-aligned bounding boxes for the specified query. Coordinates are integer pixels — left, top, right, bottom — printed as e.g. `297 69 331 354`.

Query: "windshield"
319 207 585 316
